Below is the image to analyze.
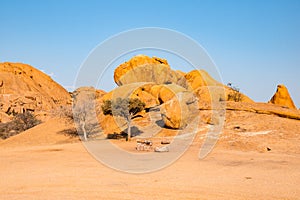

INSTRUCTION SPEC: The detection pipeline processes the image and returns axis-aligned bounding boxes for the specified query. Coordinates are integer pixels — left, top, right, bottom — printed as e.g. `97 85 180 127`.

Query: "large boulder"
194 85 253 110
113 55 188 88
114 55 169 84
72 87 106 103
101 83 158 109
130 89 158 108
194 86 226 109
101 83 187 109
98 113 124 135
184 70 253 103
269 84 296 109
149 84 187 104
184 70 221 90
0 62 71 120
161 92 199 129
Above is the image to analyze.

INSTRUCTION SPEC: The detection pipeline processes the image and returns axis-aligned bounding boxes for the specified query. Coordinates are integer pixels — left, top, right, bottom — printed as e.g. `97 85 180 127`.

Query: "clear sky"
0 0 299 107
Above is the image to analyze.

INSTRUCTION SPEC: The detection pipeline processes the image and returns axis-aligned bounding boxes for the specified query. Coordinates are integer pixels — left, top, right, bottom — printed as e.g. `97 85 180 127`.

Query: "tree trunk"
127 119 131 141
81 122 87 141
127 114 133 141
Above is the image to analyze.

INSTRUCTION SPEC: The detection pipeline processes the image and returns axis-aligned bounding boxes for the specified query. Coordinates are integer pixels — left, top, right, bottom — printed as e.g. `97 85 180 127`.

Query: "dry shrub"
0 112 41 139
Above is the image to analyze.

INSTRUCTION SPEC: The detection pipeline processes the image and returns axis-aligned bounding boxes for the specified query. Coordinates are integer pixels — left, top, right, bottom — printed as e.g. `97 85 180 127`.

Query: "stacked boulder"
102 55 253 129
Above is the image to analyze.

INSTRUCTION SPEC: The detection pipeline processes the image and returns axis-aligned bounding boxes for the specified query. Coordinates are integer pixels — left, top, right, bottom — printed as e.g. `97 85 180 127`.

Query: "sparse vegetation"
101 98 145 141
52 105 74 120
0 112 41 139
227 83 243 102
72 89 101 141
52 105 78 137
53 97 100 141
73 101 94 141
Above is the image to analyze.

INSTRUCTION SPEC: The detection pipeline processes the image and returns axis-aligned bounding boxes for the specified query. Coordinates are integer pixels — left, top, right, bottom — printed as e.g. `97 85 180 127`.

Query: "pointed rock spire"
269 84 296 109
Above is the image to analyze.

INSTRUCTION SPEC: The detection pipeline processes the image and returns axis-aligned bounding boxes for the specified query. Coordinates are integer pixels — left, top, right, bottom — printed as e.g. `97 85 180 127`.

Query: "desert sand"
0 115 299 200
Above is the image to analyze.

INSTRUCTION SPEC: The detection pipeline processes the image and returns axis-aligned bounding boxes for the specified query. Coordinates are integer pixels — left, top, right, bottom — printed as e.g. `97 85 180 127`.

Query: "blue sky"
0 0 299 107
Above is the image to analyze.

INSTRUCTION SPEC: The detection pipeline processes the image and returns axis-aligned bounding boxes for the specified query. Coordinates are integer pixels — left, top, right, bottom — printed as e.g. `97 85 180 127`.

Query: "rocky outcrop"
113 55 188 88
98 114 124 135
72 87 106 103
101 83 187 109
184 70 221 90
100 83 199 130
226 101 300 120
113 55 254 104
161 92 199 129
269 84 296 109
130 89 158 108
0 111 11 123
0 62 71 121
98 55 300 135
149 84 187 104
108 55 255 131
101 83 157 109
114 55 169 85
194 86 226 109
184 70 253 103
225 87 254 103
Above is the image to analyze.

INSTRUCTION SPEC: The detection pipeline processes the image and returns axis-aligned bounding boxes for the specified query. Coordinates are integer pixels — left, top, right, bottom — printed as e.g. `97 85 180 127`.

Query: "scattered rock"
161 139 170 144
154 146 169 152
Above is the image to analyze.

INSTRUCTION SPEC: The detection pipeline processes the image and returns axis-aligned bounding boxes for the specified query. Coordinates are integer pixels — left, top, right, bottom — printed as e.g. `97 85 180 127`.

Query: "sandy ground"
1 115 300 200
1 138 299 199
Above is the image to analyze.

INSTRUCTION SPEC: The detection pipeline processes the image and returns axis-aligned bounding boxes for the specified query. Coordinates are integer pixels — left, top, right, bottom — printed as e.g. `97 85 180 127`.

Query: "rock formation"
0 62 71 122
269 84 296 109
113 54 253 102
160 92 199 129
226 101 300 120
104 55 300 131
114 55 168 82
130 88 158 108
225 87 254 103
184 70 253 103
72 87 106 103
108 55 255 130
184 69 221 90
0 111 10 123
102 83 188 109
149 84 187 104
113 55 188 88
